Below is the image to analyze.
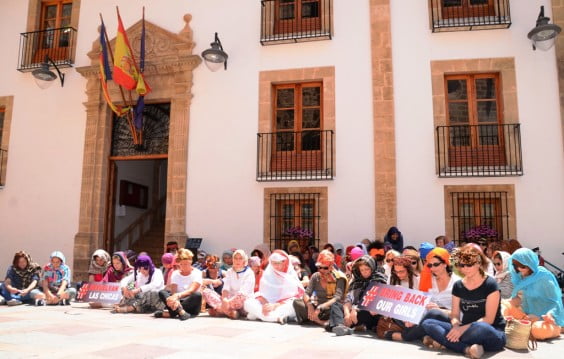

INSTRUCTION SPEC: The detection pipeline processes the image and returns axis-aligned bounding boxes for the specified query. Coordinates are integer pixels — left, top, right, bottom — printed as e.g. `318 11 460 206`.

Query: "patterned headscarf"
12 251 42 289
88 249 111 275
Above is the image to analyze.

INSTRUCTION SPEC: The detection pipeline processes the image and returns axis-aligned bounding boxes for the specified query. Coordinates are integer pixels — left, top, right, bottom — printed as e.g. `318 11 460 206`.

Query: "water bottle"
310 291 318 308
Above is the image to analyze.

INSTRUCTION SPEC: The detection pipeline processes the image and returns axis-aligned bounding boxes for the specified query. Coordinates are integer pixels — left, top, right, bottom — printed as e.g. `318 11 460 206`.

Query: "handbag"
504 316 537 351
376 316 404 339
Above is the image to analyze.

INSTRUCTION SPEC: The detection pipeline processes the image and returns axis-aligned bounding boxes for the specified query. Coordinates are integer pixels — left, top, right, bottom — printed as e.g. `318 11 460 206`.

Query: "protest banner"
76 282 123 305
358 283 430 323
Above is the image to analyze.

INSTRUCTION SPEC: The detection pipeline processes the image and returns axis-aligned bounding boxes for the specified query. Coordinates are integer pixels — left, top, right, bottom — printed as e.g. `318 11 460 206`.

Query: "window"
270 192 320 251
448 189 512 244
445 73 506 167
272 82 323 172
0 97 14 187
441 0 494 19
261 0 331 44
36 0 73 61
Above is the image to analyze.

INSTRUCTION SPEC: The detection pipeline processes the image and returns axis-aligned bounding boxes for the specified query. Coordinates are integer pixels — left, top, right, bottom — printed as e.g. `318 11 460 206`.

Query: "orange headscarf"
419 247 451 292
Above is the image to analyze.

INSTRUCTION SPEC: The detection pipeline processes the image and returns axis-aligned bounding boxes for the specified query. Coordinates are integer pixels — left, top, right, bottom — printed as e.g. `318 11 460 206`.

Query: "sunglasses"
411 261 418 266
317 266 330 270
426 262 442 268
456 262 476 268
493 262 502 266
385 259 394 263
513 263 527 270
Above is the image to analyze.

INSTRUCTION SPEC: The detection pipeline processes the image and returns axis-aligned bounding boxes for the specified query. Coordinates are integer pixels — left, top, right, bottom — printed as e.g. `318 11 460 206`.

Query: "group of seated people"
1 228 563 359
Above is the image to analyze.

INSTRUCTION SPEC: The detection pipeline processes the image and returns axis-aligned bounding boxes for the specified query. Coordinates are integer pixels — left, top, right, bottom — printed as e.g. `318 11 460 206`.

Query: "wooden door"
274 0 321 34
445 74 506 168
271 82 323 172
34 0 73 63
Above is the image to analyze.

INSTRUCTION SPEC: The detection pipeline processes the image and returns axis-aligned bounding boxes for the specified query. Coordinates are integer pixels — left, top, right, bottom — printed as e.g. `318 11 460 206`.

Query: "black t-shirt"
452 276 505 330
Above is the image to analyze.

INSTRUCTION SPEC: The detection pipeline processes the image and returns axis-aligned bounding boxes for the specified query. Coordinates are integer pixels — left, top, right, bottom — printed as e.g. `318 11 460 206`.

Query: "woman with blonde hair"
420 244 506 359
155 248 202 320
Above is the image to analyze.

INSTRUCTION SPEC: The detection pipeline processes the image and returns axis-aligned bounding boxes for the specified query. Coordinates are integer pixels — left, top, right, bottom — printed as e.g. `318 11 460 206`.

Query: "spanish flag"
113 11 138 90
99 19 128 116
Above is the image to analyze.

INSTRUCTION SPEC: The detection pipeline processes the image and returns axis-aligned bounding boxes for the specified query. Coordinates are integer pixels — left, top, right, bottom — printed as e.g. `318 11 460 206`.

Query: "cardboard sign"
358 283 430 323
76 282 123 304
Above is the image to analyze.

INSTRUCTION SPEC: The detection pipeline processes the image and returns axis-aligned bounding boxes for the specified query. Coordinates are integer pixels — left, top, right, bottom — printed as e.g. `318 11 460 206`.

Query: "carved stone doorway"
73 15 201 280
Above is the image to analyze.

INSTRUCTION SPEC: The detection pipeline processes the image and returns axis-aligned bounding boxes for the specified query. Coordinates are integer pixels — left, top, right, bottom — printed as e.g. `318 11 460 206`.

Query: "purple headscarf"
134 255 155 284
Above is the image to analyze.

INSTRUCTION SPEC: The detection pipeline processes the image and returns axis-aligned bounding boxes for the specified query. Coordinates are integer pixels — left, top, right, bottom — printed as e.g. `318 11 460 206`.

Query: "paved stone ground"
0 304 561 358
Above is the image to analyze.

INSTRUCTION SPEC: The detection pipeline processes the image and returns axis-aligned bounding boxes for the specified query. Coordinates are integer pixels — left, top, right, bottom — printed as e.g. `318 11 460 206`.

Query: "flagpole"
137 6 145 145
101 11 139 145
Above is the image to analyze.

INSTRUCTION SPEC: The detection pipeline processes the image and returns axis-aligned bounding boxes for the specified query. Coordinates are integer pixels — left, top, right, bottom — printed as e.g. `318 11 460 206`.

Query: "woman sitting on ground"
342 255 387 333
402 247 423 275
420 245 506 359
387 248 460 342
388 256 420 289
491 250 513 299
155 248 202 321
248 256 263 292
244 250 304 324
384 226 404 252
114 254 164 313
502 247 563 340
160 253 176 285
290 254 310 288
251 244 271 270
293 250 348 334
204 249 254 319
202 255 224 296
220 250 234 271
383 249 400 280
0 251 44 306
42 251 76 305
87 249 111 282
103 251 133 283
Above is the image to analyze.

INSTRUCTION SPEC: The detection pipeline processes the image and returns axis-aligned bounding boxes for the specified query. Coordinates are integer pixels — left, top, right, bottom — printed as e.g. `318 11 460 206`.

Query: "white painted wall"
391 0 564 267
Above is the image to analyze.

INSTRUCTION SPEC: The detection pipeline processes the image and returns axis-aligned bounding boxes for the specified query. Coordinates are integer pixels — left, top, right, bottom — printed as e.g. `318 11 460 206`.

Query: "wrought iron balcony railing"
436 124 522 177
257 130 334 181
17 27 77 72
429 0 511 32
261 0 332 45
0 149 7 187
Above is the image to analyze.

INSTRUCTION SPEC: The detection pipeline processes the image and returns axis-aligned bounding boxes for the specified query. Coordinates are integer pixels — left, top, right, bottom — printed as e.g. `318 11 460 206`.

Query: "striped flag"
113 11 138 90
99 19 128 116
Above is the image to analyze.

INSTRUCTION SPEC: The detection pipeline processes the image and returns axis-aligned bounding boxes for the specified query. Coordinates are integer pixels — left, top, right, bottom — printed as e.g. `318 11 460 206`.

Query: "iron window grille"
436 124 523 177
269 192 321 251
261 0 332 45
429 0 511 32
450 191 509 245
0 149 6 187
17 27 77 72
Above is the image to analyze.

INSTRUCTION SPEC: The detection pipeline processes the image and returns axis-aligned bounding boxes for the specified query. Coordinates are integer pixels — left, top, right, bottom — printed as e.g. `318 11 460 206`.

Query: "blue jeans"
421 318 506 354
0 283 42 303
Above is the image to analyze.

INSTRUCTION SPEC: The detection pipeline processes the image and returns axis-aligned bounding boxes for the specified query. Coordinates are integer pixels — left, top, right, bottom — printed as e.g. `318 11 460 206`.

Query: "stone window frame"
444 184 516 244
431 58 519 174
259 66 336 175
0 96 14 187
264 187 328 249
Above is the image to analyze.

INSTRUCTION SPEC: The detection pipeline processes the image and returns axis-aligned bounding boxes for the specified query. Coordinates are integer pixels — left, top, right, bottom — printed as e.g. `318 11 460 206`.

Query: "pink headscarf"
256 250 304 303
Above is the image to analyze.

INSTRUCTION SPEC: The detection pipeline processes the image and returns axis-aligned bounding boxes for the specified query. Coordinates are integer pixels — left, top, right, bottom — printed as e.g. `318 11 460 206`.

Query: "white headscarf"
493 250 511 283
256 250 304 303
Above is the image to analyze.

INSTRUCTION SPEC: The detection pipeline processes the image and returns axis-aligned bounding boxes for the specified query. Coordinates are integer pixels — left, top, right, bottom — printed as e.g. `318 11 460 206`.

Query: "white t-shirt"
223 267 255 297
428 273 461 310
170 268 203 292
119 269 164 293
